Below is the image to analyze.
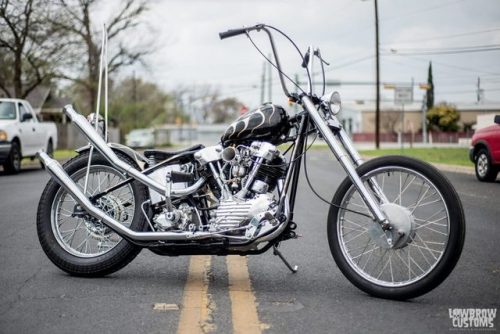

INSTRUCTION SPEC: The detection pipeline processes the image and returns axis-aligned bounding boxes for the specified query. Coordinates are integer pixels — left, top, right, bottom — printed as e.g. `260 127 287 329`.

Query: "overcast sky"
100 0 500 109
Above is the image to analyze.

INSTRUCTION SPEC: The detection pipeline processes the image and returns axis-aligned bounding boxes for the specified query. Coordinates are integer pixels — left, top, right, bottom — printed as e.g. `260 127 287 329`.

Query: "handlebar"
219 25 263 40
219 28 248 40
218 24 292 98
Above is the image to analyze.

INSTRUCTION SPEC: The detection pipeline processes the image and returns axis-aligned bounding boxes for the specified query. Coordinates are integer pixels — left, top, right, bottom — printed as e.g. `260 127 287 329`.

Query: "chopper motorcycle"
36 24 465 300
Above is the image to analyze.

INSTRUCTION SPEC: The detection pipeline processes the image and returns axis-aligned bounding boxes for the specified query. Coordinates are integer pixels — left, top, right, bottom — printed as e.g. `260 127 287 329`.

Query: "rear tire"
327 156 465 300
37 151 148 276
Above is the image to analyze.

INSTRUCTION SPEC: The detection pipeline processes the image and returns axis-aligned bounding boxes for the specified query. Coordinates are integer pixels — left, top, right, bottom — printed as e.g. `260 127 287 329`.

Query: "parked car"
125 128 155 148
0 98 58 174
470 115 500 182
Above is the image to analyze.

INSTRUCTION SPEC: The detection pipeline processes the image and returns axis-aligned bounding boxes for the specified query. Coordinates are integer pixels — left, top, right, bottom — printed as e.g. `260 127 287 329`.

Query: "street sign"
395 86 413 105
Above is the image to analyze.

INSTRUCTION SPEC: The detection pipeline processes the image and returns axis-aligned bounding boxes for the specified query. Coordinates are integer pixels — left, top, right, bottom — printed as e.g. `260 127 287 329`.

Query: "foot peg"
273 245 298 274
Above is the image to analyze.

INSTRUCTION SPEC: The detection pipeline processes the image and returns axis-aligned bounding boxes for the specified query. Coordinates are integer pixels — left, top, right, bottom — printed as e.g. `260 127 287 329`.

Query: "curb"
361 155 475 176
428 162 475 175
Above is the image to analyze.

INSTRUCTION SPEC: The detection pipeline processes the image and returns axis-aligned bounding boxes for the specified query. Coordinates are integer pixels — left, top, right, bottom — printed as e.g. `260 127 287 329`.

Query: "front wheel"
327 156 465 300
4 141 21 174
474 148 498 182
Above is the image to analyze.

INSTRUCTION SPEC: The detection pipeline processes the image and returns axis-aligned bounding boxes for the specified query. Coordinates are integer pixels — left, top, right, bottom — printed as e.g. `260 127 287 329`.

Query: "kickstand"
273 245 298 274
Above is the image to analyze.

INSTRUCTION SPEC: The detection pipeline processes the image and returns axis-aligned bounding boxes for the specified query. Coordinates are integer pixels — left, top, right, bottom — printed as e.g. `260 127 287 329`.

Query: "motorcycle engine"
151 141 287 239
208 141 287 235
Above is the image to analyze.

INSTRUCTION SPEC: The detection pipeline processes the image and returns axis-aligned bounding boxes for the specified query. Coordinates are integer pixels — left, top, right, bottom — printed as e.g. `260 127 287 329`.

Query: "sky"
98 0 500 110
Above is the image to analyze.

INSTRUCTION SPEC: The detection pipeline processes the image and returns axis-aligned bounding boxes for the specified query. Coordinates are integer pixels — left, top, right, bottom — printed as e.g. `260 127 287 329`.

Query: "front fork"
301 96 389 227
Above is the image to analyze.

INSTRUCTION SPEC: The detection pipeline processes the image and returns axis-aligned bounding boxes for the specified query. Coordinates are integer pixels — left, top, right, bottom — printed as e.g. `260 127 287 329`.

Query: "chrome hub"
83 195 126 239
477 154 488 177
369 203 415 249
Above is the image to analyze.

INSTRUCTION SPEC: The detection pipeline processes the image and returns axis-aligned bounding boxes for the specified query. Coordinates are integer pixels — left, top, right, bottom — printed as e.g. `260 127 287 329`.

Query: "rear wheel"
37 151 148 276
475 148 498 182
328 156 465 300
3 141 21 174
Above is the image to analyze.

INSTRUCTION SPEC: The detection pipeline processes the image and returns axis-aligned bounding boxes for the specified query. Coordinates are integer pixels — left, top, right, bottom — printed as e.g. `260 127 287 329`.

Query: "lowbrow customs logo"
449 308 497 330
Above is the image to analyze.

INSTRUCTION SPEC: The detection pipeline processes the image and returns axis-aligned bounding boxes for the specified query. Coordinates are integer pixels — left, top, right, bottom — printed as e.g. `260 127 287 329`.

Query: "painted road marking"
177 256 216 334
227 255 265 334
153 303 179 311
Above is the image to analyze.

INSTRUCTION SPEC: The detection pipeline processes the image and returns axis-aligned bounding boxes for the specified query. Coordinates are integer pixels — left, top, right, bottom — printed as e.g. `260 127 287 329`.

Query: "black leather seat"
144 144 205 161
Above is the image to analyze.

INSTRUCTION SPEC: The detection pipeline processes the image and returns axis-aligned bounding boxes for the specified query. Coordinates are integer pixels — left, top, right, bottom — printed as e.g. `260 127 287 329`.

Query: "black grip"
219 28 247 40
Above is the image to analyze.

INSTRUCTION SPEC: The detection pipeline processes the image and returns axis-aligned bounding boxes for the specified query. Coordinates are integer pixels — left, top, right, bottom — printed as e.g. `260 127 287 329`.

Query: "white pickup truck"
0 98 58 173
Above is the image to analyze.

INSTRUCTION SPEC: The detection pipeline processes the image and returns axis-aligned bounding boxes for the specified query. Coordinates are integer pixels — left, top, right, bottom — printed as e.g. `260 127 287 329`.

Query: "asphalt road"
0 150 499 334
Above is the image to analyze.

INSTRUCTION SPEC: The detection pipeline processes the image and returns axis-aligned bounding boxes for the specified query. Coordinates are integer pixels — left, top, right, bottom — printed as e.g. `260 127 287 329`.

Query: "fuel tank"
221 103 289 145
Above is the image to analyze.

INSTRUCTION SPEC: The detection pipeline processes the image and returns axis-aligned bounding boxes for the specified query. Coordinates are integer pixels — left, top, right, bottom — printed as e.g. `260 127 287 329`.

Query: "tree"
180 85 244 124
211 98 243 123
426 61 434 110
0 0 68 98
427 102 460 132
52 0 151 113
109 76 175 137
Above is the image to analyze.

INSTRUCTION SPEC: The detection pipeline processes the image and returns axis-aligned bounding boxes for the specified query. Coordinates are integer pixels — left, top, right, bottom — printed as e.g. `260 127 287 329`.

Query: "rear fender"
76 143 150 170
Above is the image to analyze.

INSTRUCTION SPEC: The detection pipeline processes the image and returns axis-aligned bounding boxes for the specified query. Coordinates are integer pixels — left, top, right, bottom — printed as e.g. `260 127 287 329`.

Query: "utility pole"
132 70 137 128
260 62 266 104
421 93 428 144
132 70 137 103
294 73 299 114
267 53 272 102
476 77 484 103
374 0 380 149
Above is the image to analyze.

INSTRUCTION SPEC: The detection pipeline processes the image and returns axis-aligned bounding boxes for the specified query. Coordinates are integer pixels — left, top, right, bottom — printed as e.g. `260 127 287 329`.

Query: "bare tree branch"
0 0 70 98
53 0 151 111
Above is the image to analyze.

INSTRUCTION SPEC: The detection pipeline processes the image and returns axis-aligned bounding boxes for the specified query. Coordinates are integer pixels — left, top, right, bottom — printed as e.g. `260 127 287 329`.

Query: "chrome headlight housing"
321 91 342 116
0 130 8 141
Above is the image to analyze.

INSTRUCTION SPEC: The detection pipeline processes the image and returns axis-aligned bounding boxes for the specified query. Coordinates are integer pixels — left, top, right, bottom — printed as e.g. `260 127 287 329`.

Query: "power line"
331 0 468 43
388 43 500 52
385 53 500 76
383 27 500 45
325 55 375 73
385 43 500 55
380 0 467 23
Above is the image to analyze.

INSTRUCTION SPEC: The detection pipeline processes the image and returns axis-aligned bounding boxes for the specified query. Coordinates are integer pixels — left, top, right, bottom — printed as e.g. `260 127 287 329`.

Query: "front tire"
4 141 21 174
37 151 148 276
474 148 498 182
327 156 465 300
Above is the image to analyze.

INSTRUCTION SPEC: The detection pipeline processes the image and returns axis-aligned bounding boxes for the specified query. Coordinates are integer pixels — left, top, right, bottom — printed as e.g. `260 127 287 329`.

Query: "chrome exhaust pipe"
62 104 206 197
62 104 165 194
39 151 219 242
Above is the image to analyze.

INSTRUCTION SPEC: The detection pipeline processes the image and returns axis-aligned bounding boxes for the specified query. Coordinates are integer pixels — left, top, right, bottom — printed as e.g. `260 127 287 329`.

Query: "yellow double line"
176 255 264 334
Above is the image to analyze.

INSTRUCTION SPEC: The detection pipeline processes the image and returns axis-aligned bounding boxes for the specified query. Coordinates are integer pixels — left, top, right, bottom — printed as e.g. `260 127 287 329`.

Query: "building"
354 102 500 134
0 86 71 121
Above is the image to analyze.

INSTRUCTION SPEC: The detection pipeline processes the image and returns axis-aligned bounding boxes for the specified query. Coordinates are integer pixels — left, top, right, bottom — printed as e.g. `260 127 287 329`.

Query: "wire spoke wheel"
38 152 147 276
338 167 448 286
51 165 135 258
328 156 465 299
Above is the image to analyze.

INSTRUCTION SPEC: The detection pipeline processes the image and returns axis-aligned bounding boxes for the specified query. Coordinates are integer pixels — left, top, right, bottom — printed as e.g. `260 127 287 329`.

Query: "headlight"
321 91 342 115
0 130 8 141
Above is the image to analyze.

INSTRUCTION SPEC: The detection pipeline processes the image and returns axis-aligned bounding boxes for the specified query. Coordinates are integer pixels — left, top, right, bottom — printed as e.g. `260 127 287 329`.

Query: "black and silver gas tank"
221 103 289 145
